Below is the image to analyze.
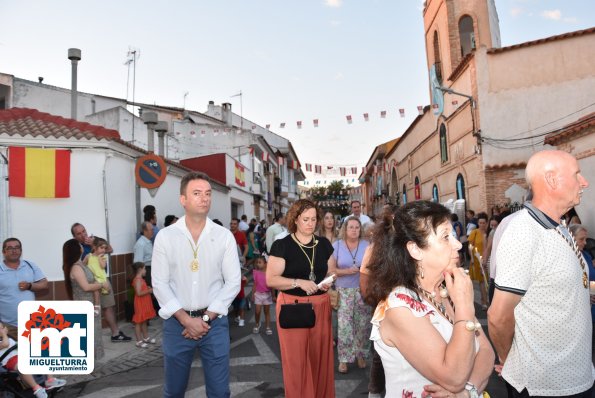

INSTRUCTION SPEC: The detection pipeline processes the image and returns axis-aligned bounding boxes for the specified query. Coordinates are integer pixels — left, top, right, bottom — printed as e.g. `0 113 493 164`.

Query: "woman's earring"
419 266 424 279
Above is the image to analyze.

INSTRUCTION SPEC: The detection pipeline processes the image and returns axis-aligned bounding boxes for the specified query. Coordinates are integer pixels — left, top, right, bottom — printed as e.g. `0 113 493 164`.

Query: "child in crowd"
233 274 248 327
251 256 274 335
1 323 66 397
131 262 157 348
83 236 110 314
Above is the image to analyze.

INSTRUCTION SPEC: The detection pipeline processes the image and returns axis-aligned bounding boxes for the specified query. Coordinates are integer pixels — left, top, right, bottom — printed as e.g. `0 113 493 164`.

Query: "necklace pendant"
353 260 356 265
309 271 316 281
191 259 199 272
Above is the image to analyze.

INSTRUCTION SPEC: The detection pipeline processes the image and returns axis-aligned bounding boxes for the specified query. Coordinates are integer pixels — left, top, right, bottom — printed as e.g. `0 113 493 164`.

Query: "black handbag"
278 298 316 329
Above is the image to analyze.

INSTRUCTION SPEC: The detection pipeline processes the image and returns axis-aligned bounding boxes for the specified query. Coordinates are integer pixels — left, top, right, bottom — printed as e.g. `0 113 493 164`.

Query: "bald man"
488 150 593 398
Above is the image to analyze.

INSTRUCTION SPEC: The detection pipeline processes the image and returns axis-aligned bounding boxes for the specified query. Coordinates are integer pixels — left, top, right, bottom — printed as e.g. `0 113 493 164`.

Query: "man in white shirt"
346 200 372 226
152 171 241 398
238 215 249 232
133 221 153 283
265 213 287 253
488 150 593 397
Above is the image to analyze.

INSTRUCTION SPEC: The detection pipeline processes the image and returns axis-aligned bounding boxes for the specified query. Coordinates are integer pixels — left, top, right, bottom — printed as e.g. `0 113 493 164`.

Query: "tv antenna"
124 47 141 142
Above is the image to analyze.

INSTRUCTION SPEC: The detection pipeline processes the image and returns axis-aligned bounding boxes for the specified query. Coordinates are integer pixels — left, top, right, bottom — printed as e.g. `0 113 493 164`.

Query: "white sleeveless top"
370 286 477 397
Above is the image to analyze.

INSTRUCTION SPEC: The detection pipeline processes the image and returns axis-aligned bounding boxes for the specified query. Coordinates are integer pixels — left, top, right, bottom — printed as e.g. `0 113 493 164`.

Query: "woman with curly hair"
266 199 336 398
367 201 494 397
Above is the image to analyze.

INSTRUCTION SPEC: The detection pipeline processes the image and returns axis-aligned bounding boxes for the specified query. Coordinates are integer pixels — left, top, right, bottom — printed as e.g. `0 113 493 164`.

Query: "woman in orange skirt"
267 200 336 398
131 262 157 348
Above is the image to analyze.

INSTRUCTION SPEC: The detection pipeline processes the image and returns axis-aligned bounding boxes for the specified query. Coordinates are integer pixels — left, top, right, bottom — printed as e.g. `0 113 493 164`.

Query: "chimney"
221 102 232 126
68 48 82 120
155 121 168 157
38 77 44 84
142 111 158 152
208 100 215 115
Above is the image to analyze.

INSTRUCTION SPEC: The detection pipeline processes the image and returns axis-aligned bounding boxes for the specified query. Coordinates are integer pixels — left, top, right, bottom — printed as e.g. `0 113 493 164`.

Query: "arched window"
456 174 466 200
440 123 448 163
433 31 443 84
414 177 421 200
459 15 475 57
433 184 439 202
402 184 407 204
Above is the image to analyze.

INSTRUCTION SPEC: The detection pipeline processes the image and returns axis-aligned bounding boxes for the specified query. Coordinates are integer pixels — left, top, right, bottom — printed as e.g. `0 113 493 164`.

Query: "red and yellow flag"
8 147 70 198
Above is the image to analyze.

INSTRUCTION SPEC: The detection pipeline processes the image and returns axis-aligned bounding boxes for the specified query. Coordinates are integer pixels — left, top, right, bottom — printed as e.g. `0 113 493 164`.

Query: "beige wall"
477 33 595 166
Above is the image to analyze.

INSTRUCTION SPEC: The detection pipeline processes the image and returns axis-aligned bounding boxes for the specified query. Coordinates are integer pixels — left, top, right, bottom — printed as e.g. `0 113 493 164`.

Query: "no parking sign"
135 154 167 189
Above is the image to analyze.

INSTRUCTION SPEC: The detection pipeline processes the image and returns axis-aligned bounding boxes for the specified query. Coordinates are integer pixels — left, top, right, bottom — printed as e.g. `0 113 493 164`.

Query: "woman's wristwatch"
291 279 298 289
465 382 479 398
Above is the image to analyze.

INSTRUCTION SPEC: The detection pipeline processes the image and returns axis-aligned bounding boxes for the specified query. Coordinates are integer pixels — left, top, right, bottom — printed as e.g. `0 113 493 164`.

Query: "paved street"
58 284 508 398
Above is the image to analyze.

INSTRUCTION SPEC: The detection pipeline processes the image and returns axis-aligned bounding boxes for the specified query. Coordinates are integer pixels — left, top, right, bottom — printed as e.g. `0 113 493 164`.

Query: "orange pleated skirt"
276 292 335 398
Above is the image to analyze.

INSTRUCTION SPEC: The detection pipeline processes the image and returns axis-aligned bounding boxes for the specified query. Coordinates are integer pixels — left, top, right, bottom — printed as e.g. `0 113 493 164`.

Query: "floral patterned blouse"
370 286 476 398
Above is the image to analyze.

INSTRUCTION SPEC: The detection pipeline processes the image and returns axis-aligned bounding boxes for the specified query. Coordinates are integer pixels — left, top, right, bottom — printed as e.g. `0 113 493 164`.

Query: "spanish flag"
8 147 70 198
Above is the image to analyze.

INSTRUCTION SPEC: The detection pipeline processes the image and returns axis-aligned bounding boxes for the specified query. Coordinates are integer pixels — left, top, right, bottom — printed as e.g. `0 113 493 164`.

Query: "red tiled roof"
485 162 527 171
544 112 595 145
488 27 595 54
0 108 212 182
0 108 120 139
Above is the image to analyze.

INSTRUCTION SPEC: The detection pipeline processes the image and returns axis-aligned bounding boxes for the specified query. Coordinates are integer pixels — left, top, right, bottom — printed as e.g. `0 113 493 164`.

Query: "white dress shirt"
152 216 241 319
133 235 153 267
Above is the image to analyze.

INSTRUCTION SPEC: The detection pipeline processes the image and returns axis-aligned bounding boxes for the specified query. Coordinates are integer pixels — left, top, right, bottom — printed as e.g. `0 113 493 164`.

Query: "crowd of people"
2 149 594 398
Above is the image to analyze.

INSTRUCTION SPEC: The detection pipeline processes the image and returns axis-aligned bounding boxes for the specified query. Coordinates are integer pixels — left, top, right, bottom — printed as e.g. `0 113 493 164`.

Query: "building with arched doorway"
360 0 595 229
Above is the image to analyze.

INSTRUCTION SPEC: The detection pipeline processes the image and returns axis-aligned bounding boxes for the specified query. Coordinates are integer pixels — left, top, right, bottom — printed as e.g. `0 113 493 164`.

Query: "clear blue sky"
1 0 593 167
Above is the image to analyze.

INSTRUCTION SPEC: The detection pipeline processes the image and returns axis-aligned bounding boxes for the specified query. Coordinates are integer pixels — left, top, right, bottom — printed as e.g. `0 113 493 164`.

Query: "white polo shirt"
495 205 595 396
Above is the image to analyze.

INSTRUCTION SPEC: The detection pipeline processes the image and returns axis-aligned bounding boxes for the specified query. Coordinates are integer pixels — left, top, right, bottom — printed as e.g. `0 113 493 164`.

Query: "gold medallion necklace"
291 233 318 281
187 238 199 272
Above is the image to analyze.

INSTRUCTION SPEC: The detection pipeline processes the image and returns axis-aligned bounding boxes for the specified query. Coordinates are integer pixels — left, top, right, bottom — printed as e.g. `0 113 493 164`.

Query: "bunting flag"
340 167 346 176
266 124 271 129
346 115 352 124
327 166 334 170
315 165 322 174
289 160 299 169
313 119 319 128
234 161 245 187
262 152 270 162
399 108 405 118
249 147 254 155
278 156 284 165
297 121 302 129
351 167 358 174
280 122 286 128
363 113 369 122
380 111 386 119
305 163 312 172
9 147 71 198
417 106 424 115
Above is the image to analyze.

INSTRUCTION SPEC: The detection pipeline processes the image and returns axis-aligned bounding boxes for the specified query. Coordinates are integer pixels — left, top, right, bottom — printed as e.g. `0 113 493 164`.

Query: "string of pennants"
264 103 459 129
175 102 461 138
305 160 395 177
304 160 397 176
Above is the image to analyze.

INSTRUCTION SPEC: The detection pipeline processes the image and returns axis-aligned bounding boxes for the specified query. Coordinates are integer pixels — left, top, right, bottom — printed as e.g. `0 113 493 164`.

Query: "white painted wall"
8 150 109 281
12 78 125 121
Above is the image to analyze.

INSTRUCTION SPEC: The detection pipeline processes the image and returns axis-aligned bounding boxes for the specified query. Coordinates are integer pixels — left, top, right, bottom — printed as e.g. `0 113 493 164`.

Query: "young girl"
1 322 66 397
83 236 109 314
131 262 157 348
251 256 273 335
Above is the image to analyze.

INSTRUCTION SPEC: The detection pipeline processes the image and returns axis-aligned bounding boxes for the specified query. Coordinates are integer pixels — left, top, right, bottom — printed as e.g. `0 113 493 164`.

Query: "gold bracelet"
454 319 481 332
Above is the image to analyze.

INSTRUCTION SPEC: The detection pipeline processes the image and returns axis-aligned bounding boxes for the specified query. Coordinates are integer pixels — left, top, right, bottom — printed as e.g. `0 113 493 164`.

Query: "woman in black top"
267 199 336 398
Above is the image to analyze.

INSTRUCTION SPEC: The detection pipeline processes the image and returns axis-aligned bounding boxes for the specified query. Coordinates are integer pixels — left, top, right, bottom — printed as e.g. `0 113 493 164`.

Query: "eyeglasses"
4 246 21 251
